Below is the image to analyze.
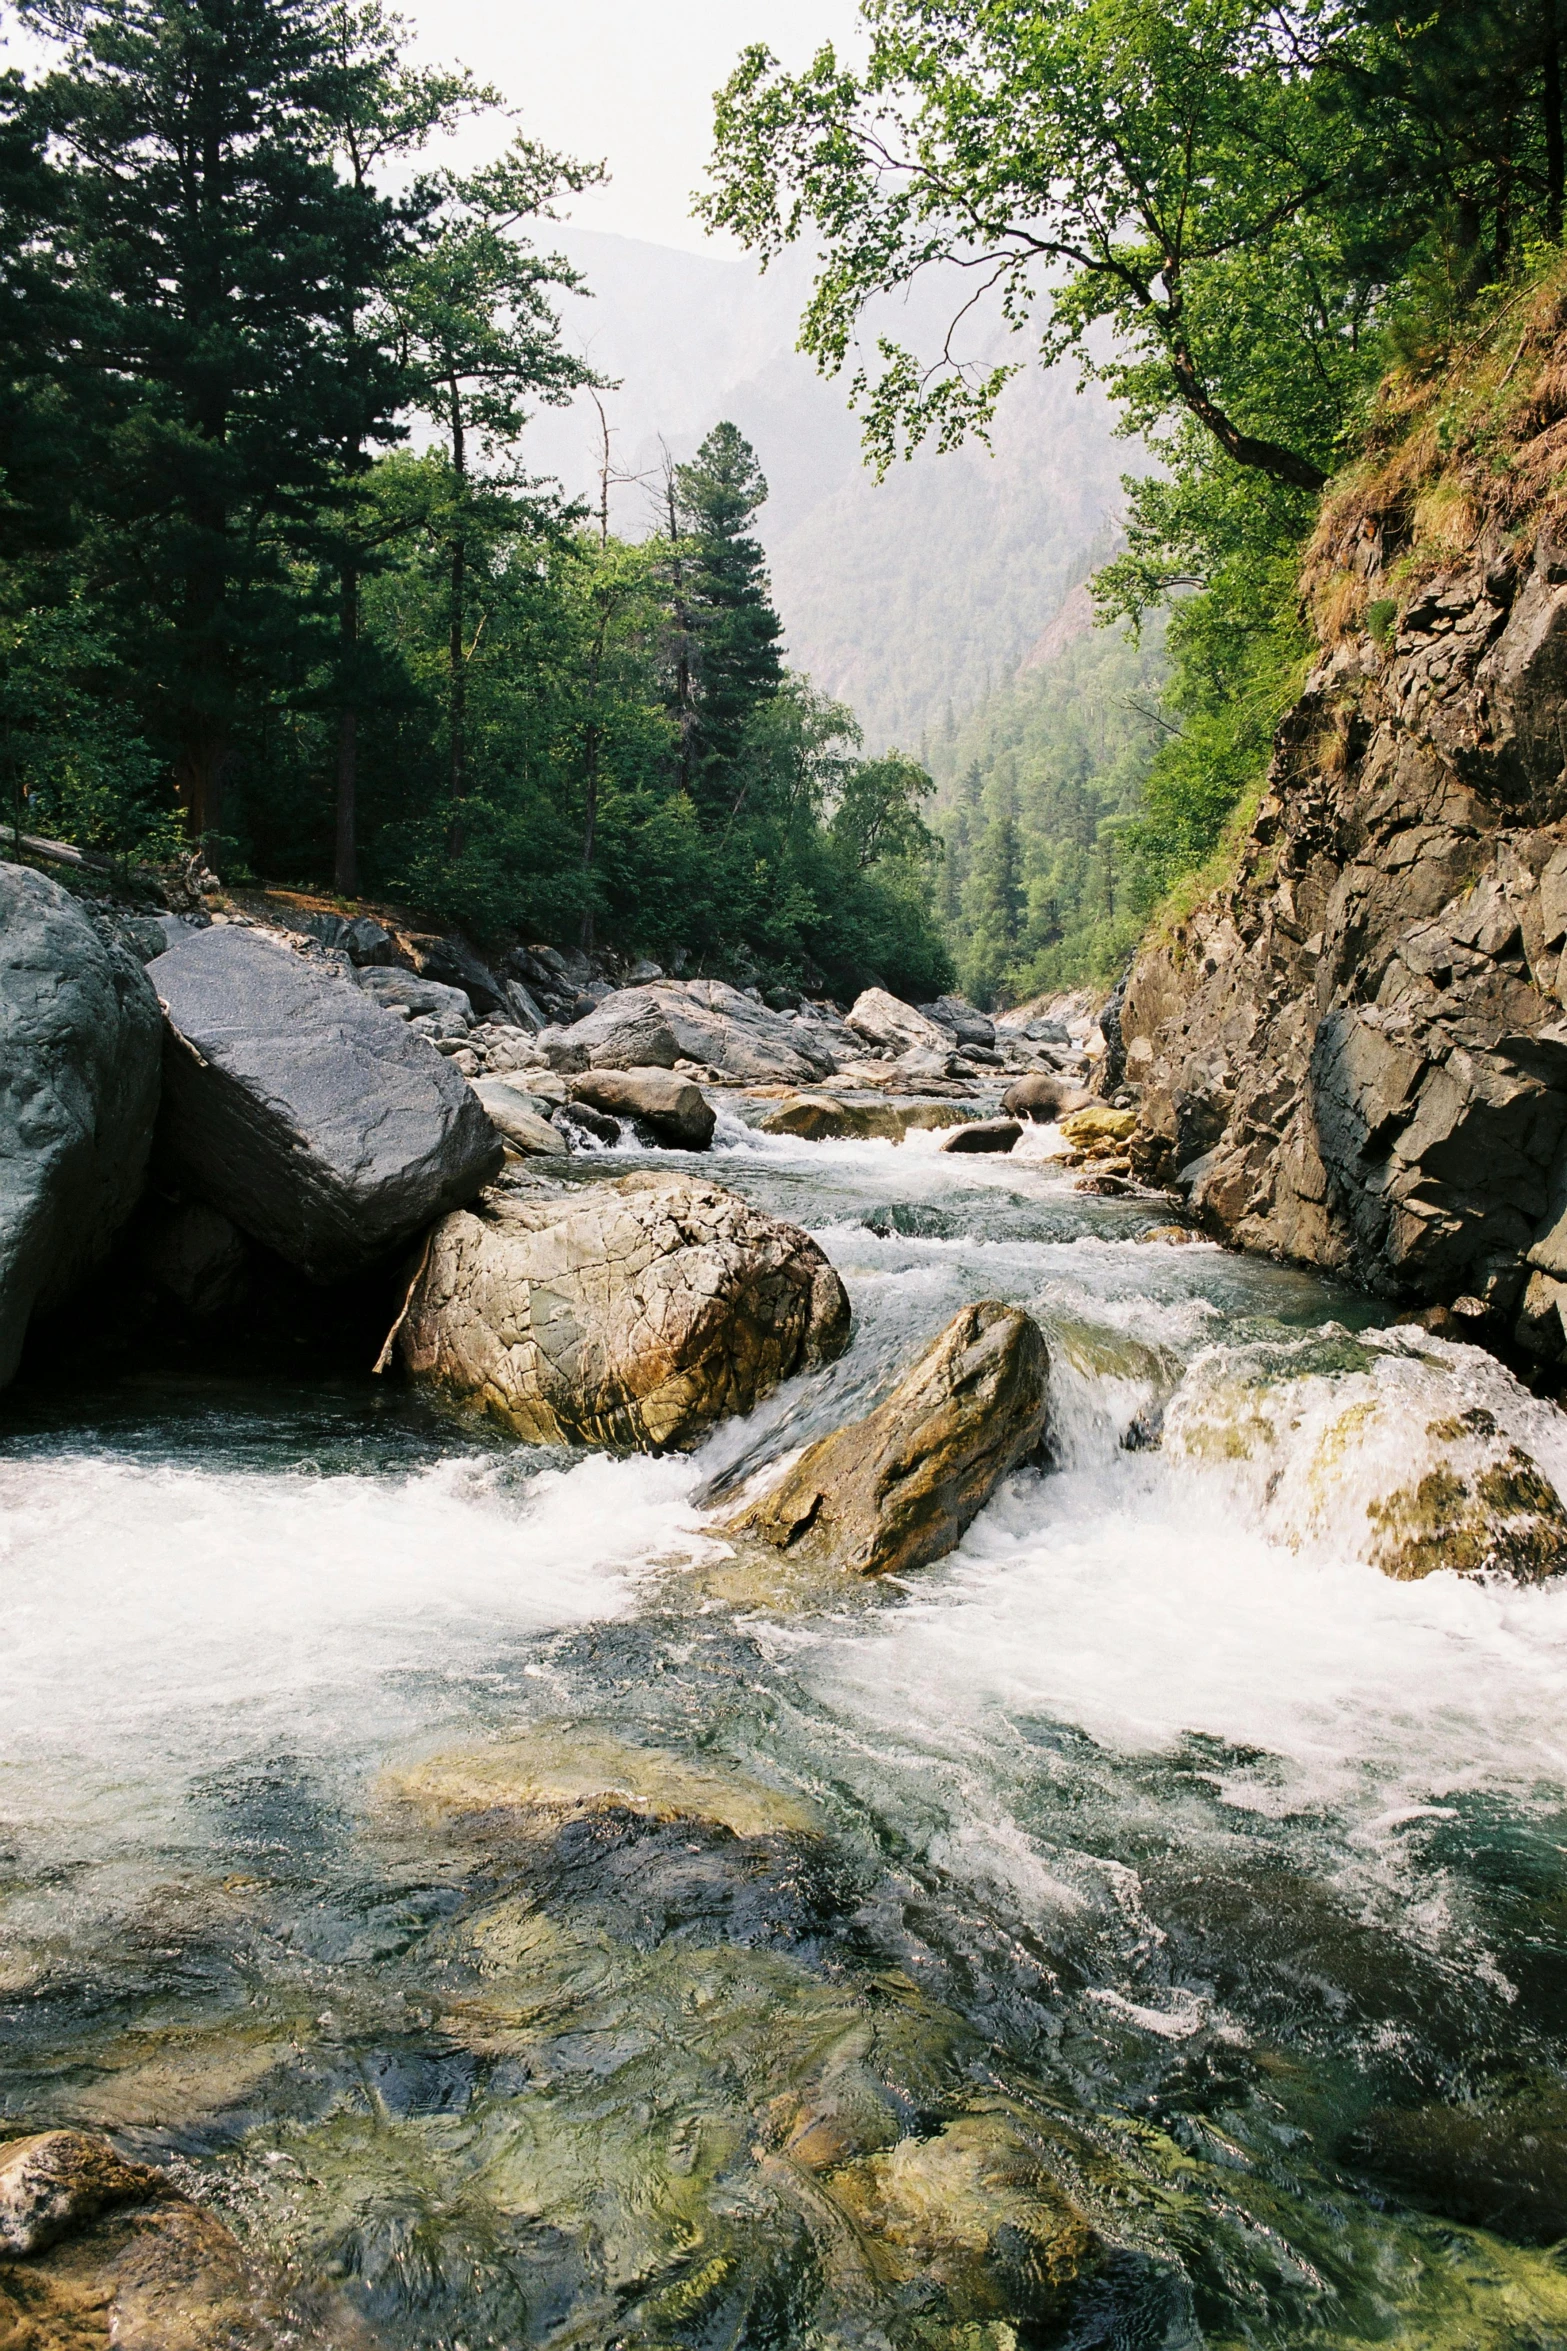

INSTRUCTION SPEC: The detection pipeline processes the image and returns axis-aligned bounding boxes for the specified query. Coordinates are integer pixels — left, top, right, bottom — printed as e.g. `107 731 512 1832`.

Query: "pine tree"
29 0 399 844
673 421 783 818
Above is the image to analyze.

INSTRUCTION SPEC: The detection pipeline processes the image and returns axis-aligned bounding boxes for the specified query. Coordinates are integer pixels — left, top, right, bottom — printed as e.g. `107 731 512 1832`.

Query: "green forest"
0 0 952 1000
1 0 1560 1005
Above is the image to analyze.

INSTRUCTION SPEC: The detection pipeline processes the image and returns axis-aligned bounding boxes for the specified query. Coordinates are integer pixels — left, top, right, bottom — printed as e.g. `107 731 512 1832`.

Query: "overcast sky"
397 0 864 254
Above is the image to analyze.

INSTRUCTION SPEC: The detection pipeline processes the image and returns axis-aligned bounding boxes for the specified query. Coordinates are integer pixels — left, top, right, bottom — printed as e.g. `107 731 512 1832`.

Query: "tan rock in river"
724 1300 1049 1577
0 2129 260 2349
387 1171 850 1450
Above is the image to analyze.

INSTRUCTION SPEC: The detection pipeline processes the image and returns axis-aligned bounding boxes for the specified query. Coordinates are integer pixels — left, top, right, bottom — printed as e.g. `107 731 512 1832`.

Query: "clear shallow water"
5 1126 1567 2347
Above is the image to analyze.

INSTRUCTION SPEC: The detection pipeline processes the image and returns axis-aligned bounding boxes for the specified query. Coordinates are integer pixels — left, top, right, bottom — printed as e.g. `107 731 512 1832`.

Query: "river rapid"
6 1117 1567 2349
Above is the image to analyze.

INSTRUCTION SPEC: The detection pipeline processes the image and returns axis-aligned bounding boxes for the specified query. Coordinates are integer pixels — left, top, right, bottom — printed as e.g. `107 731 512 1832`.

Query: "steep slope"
1120 271 1567 1372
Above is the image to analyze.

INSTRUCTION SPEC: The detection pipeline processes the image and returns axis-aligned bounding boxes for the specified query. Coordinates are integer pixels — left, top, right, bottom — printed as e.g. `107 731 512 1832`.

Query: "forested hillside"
928 605 1168 1006
705 0 1556 1009
0 0 951 999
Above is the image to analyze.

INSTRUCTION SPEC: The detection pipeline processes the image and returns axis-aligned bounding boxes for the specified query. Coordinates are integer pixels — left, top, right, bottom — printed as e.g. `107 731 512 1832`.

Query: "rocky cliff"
1121 275 1567 1371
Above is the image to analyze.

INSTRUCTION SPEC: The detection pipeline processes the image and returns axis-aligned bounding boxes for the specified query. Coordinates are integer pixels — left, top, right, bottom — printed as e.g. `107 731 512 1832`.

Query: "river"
5 1115 1567 2347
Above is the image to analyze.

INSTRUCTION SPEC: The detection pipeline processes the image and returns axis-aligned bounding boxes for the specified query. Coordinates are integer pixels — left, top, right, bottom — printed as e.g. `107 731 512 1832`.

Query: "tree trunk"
447 383 467 860
335 562 359 894
1547 0 1563 242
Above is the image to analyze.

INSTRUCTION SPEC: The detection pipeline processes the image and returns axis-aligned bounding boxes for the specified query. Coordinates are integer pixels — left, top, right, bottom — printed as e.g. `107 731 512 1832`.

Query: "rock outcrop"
0 2129 259 2348
1119 303 1567 1368
569 1067 716 1150
845 987 950 1056
539 980 834 1087
389 1171 851 1449
0 863 164 1385
150 925 503 1281
724 1300 1049 1576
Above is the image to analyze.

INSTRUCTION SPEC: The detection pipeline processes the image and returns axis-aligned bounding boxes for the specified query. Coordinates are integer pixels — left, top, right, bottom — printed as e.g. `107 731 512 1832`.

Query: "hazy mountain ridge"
525 228 1139 751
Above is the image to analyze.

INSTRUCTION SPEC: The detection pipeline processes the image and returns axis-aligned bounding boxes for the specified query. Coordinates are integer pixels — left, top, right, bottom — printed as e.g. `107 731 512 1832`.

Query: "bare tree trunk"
447 384 468 860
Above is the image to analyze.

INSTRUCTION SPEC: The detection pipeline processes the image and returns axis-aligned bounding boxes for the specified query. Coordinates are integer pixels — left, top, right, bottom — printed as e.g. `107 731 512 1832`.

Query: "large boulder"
919 993 996 1051
538 993 680 1073
845 987 950 1056
724 1300 1049 1576
645 980 836 1083
939 1117 1021 1154
149 925 503 1281
354 964 473 1025
570 1067 716 1150
0 2130 259 2349
389 1171 851 1450
1002 1071 1096 1122
0 863 163 1385
759 1095 976 1142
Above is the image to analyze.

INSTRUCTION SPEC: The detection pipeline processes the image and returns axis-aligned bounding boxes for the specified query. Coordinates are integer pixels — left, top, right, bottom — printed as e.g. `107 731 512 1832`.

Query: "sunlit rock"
845 987 950 1056
1162 1324 1567 1581
389 1170 851 1450
0 2130 259 2348
384 1725 822 1841
569 1067 716 1150
725 1300 1049 1577
469 1077 562 1156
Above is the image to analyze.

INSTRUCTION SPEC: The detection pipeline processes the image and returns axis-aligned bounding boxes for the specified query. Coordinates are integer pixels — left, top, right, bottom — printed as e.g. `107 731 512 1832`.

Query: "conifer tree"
673 421 783 816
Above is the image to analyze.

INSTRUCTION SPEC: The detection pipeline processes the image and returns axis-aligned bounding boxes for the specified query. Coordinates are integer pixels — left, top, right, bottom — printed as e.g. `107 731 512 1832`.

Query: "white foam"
0 1447 688 1820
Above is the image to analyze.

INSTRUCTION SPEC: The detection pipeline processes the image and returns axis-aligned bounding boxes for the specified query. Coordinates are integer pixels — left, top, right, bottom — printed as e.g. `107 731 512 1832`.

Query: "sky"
397 0 865 255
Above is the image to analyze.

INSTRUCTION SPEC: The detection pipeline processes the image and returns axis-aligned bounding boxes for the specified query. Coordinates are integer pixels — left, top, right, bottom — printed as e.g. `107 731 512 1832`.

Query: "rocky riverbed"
7 982 1567 2344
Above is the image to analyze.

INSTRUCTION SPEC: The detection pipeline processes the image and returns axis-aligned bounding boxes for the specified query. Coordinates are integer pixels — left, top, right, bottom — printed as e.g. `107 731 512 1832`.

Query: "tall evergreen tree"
673 421 783 816
26 0 399 842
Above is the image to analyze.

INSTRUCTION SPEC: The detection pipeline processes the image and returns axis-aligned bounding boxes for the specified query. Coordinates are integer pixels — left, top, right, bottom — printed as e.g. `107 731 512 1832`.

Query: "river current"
6 1116 1567 2347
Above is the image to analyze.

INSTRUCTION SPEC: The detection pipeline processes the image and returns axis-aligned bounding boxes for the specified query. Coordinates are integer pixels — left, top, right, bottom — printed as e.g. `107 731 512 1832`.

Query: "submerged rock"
1 863 164 1385
569 1067 715 1150
724 1301 1049 1577
390 1171 851 1449
149 925 502 1280
824 2112 1098 2325
0 2130 258 2348
384 1725 822 1841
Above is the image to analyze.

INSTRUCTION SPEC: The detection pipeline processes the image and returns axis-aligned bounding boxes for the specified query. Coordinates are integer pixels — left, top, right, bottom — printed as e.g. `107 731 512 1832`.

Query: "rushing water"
6 1118 1567 2348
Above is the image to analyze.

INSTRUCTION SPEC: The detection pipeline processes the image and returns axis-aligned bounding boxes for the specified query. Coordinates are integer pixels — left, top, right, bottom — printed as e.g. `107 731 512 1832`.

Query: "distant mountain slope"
523 229 1139 751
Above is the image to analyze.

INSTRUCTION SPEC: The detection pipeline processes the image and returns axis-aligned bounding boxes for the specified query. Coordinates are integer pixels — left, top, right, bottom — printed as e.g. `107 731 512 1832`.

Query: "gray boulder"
355 966 473 1025
0 863 164 1385
642 979 836 1082
149 925 503 1280
471 1078 564 1156
540 992 681 1073
1002 1072 1096 1122
846 988 950 1056
390 1171 851 1449
920 994 996 1050
571 1066 716 1149
939 1118 1021 1154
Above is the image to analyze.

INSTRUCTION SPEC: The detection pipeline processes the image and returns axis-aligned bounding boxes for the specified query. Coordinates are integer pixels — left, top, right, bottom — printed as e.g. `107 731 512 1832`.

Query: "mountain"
522 229 1140 752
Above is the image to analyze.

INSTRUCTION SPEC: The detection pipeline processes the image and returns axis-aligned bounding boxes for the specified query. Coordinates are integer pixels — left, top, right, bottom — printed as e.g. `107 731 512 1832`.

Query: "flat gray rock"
0 862 163 1385
149 925 502 1280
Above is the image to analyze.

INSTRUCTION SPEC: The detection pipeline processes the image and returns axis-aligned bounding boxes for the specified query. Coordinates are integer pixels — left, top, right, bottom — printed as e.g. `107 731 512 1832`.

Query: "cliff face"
1121 302 1567 1368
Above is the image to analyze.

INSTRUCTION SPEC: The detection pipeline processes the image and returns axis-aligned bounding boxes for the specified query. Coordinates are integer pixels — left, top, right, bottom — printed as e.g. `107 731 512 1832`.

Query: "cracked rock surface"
392 1171 851 1450
1120 518 1567 1366
149 925 503 1281
725 1300 1049 1577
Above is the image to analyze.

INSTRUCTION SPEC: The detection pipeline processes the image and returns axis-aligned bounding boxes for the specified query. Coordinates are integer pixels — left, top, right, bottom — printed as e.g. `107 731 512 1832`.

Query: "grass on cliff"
1306 249 1567 634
